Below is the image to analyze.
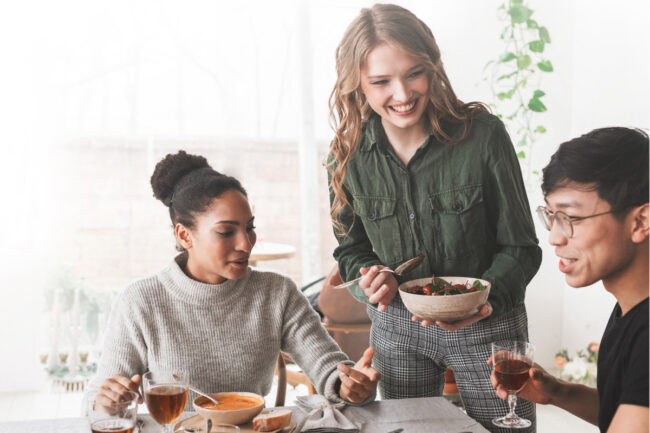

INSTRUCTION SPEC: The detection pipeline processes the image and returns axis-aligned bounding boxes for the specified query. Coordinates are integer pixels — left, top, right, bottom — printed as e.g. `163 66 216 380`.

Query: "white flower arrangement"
554 342 599 386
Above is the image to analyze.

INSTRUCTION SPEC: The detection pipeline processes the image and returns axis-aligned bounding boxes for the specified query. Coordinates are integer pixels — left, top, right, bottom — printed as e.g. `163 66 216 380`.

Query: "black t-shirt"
597 297 649 432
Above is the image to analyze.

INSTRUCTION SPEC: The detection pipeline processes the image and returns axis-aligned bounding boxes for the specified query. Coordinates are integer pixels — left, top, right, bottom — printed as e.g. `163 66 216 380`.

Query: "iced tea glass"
491 341 534 429
87 390 139 433
143 371 189 433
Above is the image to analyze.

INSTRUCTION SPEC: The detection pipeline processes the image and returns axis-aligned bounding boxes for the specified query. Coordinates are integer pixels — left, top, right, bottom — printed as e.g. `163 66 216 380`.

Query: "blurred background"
0 0 647 425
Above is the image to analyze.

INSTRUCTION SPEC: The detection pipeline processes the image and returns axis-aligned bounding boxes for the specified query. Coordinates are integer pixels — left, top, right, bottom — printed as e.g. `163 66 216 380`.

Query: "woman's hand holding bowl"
412 302 493 331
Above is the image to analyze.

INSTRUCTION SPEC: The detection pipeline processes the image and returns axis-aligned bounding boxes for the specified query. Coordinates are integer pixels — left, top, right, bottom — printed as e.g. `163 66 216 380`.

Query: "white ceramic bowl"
399 276 491 322
193 392 264 425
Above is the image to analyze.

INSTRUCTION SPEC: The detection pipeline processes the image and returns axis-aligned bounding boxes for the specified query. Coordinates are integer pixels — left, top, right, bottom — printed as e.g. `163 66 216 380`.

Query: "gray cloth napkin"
343 397 489 433
294 395 360 433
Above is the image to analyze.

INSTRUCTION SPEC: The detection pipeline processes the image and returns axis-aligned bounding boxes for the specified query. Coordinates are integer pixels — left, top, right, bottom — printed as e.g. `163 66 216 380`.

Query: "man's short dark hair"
542 127 649 217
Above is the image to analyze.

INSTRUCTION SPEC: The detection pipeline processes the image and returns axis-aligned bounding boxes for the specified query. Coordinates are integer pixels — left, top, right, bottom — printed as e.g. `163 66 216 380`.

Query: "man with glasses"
490 127 649 433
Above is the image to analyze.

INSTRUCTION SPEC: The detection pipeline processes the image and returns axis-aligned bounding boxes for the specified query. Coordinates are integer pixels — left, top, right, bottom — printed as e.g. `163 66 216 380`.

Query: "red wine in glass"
491 341 535 429
494 359 531 393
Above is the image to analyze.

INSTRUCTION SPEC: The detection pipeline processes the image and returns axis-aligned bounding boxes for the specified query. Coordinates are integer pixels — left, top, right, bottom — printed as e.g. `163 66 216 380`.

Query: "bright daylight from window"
0 1 647 432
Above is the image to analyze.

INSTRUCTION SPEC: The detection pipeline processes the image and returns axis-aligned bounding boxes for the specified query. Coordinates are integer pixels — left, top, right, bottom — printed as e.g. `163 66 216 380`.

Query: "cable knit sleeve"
278 277 374 404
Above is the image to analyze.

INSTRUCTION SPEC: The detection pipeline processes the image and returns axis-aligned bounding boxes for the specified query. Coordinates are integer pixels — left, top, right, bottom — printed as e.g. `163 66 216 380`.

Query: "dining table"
249 240 296 267
0 396 488 433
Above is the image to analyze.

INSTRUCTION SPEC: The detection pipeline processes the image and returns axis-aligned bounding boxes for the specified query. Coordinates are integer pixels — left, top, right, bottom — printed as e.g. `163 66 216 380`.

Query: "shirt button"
454 202 463 211
409 212 415 220
368 212 375 220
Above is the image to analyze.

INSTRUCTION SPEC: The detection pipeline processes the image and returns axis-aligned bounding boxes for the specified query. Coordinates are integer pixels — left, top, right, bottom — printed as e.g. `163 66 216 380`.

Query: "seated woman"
86 150 379 408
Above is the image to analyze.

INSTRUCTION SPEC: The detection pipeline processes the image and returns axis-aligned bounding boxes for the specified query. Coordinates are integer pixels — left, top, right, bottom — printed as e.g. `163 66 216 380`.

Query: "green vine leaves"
483 0 553 182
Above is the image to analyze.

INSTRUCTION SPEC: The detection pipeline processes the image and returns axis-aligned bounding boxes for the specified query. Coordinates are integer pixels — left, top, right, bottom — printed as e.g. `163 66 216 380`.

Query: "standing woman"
327 4 541 431
87 150 378 409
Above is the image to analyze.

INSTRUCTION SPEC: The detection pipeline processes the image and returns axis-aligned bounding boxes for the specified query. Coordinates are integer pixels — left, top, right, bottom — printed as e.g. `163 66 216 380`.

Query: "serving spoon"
333 254 426 289
172 374 220 407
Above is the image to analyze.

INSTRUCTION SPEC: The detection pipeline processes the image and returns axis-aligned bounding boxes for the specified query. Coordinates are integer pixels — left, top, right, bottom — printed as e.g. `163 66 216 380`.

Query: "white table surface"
249 241 296 263
0 397 488 433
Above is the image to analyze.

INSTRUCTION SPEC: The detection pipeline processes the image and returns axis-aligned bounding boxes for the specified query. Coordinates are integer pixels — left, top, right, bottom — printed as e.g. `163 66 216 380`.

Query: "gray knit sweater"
86 253 354 406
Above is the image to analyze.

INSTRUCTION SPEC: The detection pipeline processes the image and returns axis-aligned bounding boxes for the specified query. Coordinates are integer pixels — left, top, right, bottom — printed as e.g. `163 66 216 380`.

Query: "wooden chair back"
275 353 287 407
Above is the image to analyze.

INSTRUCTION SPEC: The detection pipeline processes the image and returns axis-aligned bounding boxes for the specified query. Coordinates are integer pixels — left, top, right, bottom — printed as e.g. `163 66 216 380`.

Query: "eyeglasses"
536 206 616 239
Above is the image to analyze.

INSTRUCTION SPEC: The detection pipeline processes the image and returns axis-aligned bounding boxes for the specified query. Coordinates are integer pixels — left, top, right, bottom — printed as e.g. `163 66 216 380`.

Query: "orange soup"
200 395 262 411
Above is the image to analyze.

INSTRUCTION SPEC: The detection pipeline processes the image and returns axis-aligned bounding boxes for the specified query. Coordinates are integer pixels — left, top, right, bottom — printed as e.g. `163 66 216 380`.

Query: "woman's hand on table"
359 266 398 312
487 358 557 405
337 347 380 403
96 374 143 408
411 302 493 331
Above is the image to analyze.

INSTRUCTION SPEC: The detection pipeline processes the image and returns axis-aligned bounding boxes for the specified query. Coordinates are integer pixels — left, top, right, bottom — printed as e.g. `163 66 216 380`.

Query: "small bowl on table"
398 276 491 322
193 392 265 425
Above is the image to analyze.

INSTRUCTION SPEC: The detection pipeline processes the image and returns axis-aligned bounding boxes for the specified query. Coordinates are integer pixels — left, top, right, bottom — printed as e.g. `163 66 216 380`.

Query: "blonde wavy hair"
328 3 488 234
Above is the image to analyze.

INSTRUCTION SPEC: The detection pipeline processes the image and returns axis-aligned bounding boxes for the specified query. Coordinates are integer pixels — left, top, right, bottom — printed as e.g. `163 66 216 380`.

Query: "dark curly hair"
150 150 247 232
542 127 649 219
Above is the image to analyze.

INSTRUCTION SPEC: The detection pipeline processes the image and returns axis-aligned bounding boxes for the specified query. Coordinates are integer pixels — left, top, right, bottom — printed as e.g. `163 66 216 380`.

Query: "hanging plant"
483 0 553 182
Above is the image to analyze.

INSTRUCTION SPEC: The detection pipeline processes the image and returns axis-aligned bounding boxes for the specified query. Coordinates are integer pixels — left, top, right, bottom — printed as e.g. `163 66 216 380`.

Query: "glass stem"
507 393 519 419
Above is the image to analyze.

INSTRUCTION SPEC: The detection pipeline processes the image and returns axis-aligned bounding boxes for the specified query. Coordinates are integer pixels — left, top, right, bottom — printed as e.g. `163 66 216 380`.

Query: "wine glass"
491 340 535 429
87 390 139 433
143 371 189 433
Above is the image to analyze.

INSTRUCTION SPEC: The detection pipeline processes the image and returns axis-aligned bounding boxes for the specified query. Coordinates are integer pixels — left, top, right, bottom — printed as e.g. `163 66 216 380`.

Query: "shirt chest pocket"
353 196 406 265
428 185 488 260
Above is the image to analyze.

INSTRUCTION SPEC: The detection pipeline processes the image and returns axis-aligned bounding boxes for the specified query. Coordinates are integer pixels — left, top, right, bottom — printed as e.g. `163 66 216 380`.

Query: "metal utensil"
334 254 426 289
172 374 220 406
207 419 212 433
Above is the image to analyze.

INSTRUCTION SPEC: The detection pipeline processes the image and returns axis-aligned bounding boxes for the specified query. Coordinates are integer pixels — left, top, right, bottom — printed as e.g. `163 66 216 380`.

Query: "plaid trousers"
368 298 536 433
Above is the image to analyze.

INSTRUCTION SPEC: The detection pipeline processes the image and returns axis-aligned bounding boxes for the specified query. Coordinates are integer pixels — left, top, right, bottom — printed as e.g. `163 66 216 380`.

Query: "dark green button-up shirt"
330 112 542 318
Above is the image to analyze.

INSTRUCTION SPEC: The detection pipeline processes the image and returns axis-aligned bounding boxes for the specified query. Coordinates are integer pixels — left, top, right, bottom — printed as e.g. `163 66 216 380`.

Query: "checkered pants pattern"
368 298 536 433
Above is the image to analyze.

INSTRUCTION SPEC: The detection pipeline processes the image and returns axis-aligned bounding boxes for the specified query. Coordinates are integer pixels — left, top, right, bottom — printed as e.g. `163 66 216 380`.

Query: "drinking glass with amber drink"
143 371 189 432
491 341 534 429
87 390 138 433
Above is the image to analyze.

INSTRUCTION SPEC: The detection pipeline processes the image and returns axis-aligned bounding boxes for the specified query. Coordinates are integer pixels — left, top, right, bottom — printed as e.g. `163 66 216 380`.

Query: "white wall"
570 0 650 133
560 0 650 355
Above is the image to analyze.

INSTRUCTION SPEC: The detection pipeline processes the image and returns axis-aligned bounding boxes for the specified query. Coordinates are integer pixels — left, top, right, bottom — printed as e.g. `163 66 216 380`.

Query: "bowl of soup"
193 392 265 425
399 276 491 322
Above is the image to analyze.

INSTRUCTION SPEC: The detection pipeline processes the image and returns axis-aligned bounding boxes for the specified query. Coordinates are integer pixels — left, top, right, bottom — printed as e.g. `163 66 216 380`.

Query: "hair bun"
150 150 211 206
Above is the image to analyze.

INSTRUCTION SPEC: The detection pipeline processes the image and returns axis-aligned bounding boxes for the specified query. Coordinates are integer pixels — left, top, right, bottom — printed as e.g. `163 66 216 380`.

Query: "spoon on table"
333 254 426 289
172 374 220 407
